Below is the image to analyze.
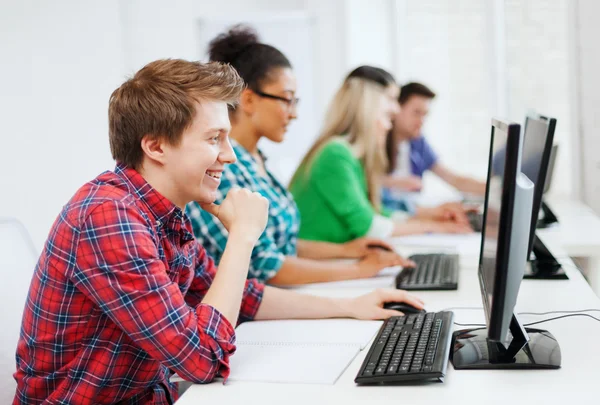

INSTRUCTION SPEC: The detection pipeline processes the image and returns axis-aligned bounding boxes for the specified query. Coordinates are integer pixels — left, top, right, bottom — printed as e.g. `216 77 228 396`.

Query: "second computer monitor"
452 119 560 370
521 115 556 256
480 119 534 342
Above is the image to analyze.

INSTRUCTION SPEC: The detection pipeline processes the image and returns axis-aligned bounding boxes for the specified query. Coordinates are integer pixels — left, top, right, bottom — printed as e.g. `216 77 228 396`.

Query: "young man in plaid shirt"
13 59 424 404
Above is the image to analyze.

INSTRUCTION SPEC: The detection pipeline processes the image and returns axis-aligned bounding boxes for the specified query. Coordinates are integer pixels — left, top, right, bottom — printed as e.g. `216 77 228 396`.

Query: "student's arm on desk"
296 237 395 260
254 286 424 321
267 252 412 286
392 218 471 236
431 163 486 195
382 174 423 192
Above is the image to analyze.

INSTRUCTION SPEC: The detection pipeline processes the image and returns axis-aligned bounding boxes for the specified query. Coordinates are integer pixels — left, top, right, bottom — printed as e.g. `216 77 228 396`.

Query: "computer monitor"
521 115 555 253
491 115 566 279
543 144 558 195
451 119 561 370
521 116 566 279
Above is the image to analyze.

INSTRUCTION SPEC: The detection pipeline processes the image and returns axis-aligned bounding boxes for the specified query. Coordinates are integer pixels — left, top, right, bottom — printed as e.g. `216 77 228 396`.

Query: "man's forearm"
296 239 346 260
455 176 486 195
201 232 256 324
382 175 398 188
267 256 359 286
254 286 351 320
391 218 432 236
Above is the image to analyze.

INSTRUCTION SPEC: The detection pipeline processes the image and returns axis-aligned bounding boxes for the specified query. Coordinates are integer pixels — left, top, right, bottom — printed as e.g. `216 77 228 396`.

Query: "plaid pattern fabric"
187 140 300 283
13 164 264 405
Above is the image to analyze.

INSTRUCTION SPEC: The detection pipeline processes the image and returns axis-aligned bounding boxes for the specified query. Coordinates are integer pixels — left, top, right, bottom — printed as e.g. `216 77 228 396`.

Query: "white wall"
575 0 600 213
119 0 353 184
2 0 596 249
344 0 396 72
0 0 362 248
0 0 125 248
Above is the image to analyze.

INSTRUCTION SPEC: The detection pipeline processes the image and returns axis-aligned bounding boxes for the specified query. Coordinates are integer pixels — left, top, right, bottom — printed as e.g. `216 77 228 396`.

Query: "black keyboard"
355 311 454 384
395 253 459 290
467 211 483 232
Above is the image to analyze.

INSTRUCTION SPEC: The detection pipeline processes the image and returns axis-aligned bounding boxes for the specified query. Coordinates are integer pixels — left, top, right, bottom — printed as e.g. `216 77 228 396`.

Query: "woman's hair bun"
208 24 259 63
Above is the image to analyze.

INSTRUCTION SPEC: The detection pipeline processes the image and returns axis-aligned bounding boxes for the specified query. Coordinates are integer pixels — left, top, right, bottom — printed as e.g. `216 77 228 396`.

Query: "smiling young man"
13 59 424 405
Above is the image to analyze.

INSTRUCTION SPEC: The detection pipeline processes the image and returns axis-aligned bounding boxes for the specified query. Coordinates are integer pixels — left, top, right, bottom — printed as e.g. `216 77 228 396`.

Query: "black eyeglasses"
254 90 300 109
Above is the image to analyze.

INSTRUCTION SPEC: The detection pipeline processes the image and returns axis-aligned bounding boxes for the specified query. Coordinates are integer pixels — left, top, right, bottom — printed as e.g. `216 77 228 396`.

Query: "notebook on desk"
229 319 381 384
171 319 381 385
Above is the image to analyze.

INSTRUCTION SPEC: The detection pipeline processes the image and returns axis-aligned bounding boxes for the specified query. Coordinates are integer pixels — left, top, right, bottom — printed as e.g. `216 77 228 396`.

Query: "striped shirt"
187 139 300 282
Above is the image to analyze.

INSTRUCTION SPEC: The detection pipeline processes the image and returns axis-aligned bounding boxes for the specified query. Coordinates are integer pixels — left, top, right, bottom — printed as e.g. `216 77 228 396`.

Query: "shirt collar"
231 139 268 174
114 163 182 226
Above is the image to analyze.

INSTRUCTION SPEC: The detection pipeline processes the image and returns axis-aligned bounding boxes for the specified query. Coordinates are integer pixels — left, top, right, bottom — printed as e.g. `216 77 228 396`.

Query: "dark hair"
109 59 244 169
398 82 436 105
346 65 396 87
208 25 291 99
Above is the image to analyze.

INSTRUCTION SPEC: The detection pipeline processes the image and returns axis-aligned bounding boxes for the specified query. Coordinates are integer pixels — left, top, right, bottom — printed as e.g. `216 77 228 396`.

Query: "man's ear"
239 88 256 115
140 135 167 165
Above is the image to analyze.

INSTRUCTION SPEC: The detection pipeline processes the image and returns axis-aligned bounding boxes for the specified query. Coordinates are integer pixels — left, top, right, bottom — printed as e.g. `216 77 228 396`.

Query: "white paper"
169 319 378 385
391 233 481 256
235 318 381 350
228 344 359 384
292 266 399 290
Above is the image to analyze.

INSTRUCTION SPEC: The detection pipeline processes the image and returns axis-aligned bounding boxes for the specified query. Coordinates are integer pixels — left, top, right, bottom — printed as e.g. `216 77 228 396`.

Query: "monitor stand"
523 235 568 279
536 200 559 228
451 315 561 369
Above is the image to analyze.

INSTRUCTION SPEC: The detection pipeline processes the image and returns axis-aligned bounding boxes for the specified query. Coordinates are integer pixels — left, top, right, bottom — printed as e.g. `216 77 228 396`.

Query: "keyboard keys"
356 311 454 384
395 254 459 290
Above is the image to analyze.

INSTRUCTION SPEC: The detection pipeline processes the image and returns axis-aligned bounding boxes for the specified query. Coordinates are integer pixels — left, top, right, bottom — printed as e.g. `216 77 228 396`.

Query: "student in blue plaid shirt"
187 26 415 285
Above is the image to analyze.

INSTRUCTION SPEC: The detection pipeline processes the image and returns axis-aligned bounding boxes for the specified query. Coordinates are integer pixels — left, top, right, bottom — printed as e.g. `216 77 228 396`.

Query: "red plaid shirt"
14 164 264 404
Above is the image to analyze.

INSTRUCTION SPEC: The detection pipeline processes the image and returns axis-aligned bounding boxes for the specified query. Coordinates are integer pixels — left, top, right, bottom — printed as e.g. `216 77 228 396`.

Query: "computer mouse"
367 243 393 252
383 302 425 314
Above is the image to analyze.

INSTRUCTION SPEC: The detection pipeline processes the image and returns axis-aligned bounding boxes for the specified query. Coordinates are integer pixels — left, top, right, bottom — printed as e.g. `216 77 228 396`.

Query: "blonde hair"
291 77 390 211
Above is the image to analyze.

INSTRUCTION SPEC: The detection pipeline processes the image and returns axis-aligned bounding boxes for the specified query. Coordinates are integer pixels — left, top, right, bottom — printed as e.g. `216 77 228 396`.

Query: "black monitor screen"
479 120 521 339
521 117 556 255
490 116 555 257
480 125 509 322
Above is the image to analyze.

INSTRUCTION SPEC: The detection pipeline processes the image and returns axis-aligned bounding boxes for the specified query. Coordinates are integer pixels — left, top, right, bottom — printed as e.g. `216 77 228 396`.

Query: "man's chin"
193 190 218 204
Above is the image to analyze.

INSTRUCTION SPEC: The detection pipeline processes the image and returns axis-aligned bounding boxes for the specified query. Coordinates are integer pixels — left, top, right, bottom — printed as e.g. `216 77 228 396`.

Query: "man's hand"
393 175 423 192
341 288 425 320
201 188 269 242
354 250 416 279
430 220 472 234
419 202 471 226
341 237 394 258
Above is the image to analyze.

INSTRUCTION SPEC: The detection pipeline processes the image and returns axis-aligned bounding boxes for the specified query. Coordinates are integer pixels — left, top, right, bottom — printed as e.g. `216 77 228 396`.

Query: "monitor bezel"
479 119 522 341
523 115 557 257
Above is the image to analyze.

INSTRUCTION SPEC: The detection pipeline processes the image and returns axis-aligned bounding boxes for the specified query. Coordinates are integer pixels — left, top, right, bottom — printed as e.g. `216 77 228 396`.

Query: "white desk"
403 191 600 294
538 197 600 293
178 238 600 404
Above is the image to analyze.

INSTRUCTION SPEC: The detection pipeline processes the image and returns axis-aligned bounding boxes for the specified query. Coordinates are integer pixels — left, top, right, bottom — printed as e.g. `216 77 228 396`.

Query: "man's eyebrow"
204 126 230 134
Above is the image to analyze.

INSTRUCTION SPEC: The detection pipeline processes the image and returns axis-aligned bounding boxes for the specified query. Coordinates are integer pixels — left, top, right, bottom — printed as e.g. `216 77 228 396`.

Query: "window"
395 0 573 195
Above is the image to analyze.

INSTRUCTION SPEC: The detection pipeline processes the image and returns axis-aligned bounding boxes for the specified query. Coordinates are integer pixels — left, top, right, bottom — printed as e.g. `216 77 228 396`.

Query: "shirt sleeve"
248 228 286 282
419 137 439 172
188 164 287 284
309 141 377 239
365 214 395 238
72 200 243 383
184 243 264 325
381 188 418 216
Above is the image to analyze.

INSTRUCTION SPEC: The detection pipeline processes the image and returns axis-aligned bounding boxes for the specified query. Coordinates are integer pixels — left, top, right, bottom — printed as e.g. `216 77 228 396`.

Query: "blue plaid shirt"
187 140 300 282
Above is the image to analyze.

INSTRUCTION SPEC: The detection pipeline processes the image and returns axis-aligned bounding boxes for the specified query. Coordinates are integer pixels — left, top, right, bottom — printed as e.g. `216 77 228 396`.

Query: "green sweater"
290 138 390 243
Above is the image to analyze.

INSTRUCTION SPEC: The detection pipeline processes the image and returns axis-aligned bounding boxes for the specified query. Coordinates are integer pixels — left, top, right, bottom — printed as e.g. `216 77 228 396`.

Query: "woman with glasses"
289 66 472 244
187 25 414 286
